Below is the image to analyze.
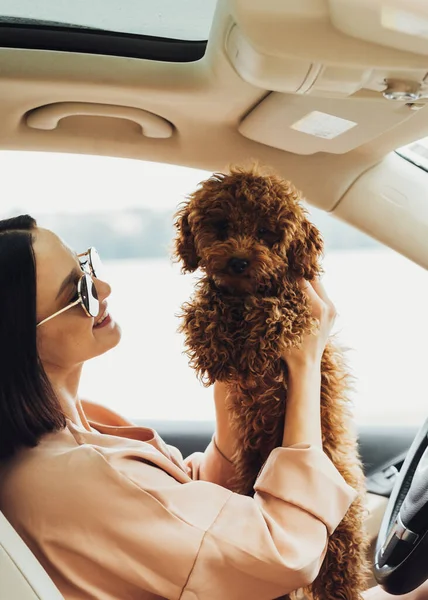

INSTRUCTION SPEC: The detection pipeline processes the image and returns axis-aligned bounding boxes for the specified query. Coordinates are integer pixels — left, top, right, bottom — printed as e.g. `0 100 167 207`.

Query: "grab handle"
27 102 173 138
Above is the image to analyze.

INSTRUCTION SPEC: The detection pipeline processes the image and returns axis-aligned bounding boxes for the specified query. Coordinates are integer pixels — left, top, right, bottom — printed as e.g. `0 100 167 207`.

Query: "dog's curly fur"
173 165 370 600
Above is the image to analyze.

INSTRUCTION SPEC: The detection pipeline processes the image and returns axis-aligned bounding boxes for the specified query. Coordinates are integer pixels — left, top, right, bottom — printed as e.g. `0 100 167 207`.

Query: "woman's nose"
94 277 111 302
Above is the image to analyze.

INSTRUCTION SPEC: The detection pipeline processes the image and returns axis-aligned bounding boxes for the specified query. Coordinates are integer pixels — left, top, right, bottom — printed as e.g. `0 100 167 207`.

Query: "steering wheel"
374 419 428 594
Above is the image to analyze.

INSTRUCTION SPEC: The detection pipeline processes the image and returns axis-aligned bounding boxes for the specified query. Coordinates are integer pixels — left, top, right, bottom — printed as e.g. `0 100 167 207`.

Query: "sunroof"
0 0 217 41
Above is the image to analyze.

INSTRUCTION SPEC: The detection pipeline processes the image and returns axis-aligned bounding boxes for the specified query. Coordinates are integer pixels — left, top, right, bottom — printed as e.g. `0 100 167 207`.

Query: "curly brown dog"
173 165 370 600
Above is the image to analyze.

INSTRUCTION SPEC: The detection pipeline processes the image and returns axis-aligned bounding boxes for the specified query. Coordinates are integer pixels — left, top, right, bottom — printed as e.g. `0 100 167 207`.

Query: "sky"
0 151 211 217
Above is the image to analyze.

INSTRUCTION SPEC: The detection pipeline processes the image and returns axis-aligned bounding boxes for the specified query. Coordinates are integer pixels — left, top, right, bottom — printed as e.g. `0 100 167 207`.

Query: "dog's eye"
215 220 228 230
213 220 229 239
258 228 280 246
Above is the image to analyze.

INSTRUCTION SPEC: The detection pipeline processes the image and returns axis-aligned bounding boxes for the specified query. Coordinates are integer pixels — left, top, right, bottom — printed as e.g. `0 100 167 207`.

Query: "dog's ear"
173 203 200 272
287 219 323 279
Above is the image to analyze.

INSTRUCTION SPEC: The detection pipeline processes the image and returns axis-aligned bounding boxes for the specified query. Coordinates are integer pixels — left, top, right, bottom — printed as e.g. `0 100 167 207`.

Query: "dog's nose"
228 257 249 275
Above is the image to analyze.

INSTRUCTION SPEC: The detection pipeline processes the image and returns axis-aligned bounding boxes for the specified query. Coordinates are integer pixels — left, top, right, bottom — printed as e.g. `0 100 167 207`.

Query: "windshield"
1 151 426 427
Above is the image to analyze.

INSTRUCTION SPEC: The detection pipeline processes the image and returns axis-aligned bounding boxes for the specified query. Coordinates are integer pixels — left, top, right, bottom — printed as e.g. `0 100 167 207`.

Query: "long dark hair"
0 215 65 460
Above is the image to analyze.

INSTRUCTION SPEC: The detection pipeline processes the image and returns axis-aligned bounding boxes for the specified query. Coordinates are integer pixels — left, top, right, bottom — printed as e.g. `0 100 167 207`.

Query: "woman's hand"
283 277 337 372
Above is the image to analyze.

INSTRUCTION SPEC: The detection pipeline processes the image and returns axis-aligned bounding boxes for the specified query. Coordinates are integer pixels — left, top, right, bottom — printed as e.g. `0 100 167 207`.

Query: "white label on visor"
290 111 357 139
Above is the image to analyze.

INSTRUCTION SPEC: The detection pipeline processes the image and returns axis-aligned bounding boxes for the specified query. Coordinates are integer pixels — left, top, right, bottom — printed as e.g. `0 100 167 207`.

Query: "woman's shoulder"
0 419 191 503
0 419 196 528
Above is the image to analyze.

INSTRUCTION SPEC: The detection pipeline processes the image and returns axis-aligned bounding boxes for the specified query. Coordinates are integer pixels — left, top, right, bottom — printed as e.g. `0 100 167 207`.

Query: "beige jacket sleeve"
81 401 357 599
87 443 356 600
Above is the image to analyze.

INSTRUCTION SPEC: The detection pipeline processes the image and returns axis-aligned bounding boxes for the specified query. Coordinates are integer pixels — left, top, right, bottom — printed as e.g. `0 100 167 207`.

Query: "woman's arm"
212 380 237 462
281 278 336 448
61 437 356 600
212 359 324 462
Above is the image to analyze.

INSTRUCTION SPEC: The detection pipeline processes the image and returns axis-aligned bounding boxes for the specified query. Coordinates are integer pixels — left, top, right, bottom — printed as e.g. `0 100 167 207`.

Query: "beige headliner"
0 0 427 267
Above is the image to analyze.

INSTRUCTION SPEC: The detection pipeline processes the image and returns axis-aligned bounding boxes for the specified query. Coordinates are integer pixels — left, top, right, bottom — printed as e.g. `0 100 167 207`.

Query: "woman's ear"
287 219 324 279
173 203 200 273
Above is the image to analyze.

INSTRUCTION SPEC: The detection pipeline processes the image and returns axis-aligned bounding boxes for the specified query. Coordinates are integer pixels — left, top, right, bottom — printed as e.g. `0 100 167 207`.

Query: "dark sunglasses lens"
89 248 102 278
80 274 99 317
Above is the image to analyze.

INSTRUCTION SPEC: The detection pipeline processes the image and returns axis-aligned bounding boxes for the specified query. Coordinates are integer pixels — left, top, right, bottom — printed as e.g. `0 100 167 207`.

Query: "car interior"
1 0 428 598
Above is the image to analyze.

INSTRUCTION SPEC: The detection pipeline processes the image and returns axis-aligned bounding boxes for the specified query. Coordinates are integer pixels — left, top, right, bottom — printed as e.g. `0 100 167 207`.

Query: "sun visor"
238 92 416 155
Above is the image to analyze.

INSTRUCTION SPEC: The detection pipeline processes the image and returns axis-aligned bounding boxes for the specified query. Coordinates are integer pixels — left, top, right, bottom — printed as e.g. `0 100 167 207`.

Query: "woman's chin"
92 317 122 349
108 319 122 347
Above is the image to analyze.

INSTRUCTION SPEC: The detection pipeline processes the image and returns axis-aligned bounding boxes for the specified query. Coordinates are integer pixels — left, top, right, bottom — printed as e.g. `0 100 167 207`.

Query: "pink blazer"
0 403 357 600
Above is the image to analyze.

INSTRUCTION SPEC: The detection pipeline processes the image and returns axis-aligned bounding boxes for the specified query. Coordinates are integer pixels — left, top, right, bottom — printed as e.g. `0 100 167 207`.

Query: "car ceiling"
0 0 427 267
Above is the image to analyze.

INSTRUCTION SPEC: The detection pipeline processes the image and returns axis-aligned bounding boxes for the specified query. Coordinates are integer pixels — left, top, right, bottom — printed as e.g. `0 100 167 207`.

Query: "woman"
0 214 423 600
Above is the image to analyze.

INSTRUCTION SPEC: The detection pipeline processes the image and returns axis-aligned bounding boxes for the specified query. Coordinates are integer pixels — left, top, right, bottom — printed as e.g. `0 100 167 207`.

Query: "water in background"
79 250 428 426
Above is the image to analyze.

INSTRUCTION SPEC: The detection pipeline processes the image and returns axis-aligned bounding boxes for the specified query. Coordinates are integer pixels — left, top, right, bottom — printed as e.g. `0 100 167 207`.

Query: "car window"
1 150 426 426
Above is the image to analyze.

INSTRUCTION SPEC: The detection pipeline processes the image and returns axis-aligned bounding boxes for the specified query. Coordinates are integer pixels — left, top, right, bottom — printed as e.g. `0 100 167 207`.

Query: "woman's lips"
93 312 112 329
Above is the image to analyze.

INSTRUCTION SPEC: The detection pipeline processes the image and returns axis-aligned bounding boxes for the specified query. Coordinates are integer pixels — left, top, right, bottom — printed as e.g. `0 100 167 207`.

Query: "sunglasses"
37 247 102 328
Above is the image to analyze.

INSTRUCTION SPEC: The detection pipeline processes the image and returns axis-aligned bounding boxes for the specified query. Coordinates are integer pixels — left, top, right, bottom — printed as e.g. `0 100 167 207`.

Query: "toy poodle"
173 165 370 600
